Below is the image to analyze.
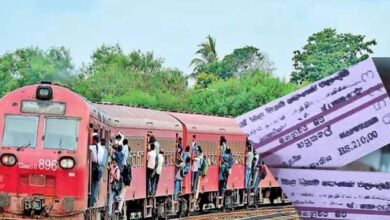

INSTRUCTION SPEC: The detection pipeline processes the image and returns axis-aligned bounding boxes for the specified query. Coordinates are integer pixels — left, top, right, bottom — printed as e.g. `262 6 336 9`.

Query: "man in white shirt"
245 145 254 190
117 138 130 213
152 150 164 195
122 138 129 166
147 143 156 196
115 131 124 146
192 152 200 193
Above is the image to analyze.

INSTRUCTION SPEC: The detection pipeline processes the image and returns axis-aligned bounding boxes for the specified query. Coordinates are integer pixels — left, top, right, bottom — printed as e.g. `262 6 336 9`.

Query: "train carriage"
168 113 247 210
0 82 285 220
0 83 91 219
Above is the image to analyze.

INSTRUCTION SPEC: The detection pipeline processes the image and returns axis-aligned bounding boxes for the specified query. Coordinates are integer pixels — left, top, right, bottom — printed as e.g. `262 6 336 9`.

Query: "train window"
21 101 65 115
43 118 79 150
157 138 175 166
128 136 145 167
2 115 38 148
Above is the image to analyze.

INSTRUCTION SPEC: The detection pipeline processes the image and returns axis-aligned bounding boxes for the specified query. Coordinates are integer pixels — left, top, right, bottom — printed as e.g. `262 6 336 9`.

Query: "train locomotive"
0 83 286 219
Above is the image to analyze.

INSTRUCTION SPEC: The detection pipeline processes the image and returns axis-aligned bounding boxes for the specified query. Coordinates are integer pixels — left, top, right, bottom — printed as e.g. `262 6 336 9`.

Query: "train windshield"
2 115 38 147
44 118 79 150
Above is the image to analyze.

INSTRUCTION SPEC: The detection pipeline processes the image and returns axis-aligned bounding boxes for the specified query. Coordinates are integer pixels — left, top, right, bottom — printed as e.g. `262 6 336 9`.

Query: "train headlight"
36 85 53 100
1 154 17 166
59 157 75 169
0 193 10 208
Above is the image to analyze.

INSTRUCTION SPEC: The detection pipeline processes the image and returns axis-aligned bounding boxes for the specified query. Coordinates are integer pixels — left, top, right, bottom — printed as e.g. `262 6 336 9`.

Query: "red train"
0 83 285 219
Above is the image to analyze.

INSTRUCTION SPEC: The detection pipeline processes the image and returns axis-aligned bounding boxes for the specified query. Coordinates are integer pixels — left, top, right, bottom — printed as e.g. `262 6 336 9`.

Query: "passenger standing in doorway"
118 138 130 214
108 157 121 218
147 143 157 196
113 144 125 172
174 157 190 201
89 135 106 207
195 147 204 196
181 145 190 163
192 151 201 193
245 145 254 190
254 161 266 195
153 149 164 195
251 152 260 187
219 157 229 196
222 148 233 191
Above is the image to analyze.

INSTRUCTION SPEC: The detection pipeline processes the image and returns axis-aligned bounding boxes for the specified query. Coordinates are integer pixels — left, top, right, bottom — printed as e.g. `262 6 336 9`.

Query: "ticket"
236 58 390 168
270 168 390 220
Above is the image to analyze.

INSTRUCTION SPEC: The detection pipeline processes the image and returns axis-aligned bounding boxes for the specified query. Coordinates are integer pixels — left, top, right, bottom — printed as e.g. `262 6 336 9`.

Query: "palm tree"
190 35 218 73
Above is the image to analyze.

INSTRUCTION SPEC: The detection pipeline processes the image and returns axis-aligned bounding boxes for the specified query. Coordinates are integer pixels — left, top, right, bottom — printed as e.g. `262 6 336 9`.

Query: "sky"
1 0 389 79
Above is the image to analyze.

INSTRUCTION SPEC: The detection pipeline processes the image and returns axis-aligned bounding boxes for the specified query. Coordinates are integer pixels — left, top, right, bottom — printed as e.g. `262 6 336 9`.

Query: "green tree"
190 35 218 73
222 46 275 77
189 71 298 116
291 28 377 84
73 44 188 110
195 60 233 79
192 44 274 80
0 46 74 97
194 72 218 89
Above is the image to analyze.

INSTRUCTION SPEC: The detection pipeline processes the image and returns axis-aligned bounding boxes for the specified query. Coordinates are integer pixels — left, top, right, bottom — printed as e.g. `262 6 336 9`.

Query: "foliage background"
0 29 376 117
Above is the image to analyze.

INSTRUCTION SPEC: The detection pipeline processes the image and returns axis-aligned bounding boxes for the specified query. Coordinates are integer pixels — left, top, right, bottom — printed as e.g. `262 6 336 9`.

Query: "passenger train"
0 83 285 219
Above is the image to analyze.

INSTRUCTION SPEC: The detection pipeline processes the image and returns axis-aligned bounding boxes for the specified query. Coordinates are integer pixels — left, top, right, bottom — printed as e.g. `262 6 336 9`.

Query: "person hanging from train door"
194 146 204 197
192 150 201 193
113 144 125 172
197 148 209 201
199 154 209 177
253 161 266 196
108 157 122 219
180 145 190 163
88 135 106 207
222 148 233 191
245 144 254 191
218 157 229 196
251 152 260 189
118 138 131 214
147 143 157 196
100 138 109 166
174 157 190 201
152 149 165 195
148 132 161 194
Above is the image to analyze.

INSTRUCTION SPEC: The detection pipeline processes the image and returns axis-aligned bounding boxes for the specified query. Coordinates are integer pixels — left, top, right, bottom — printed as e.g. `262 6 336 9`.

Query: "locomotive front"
0 83 90 219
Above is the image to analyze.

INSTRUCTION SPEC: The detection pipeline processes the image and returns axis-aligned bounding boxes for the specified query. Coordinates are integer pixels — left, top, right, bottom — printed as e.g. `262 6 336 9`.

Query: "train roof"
3 83 243 134
169 112 243 135
89 103 182 131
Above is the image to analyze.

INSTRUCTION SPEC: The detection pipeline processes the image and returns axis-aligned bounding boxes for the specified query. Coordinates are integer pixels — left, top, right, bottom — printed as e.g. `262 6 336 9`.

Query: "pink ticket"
236 58 390 168
270 168 390 220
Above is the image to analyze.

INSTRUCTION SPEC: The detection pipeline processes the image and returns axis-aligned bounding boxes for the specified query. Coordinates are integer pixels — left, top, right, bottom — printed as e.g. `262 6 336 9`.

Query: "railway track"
176 204 298 220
